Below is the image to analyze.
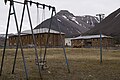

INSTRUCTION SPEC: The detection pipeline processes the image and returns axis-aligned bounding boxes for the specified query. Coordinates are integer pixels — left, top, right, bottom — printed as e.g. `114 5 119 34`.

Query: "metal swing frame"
0 0 70 80
35 4 70 73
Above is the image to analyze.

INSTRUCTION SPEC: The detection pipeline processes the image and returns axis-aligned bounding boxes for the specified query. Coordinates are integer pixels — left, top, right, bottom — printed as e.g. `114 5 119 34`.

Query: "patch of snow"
94 17 100 23
115 12 120 18
79 24 82 26
71 17 88 28
62 15 69 21
62 15 67 19
81 18 84 20
90 17 94 26
77 30 81 34
71 17 76 20
87 20 89 23
83 15 86 17
57 19 61 22
71 17 80 25
75 21 79 25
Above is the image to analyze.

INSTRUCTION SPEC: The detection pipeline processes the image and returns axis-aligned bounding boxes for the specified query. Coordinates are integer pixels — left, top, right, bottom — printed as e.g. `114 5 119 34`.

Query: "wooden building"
0 38 4 47
0 34 6 47
9 28 65 47
71 35 113 48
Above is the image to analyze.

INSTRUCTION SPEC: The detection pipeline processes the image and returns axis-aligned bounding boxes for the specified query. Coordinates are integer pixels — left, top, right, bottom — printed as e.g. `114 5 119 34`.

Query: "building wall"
71 38 113 48
0 38 5 47
92 38 113 48
9 33 65 47
65 38 72 46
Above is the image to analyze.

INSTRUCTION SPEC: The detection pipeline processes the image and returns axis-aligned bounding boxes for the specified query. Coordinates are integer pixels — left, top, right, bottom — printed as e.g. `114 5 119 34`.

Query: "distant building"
0 34 6 47
0 38 4 47
71 35 113 48
9 28 65 47
65 38 72 47
0 34 14 47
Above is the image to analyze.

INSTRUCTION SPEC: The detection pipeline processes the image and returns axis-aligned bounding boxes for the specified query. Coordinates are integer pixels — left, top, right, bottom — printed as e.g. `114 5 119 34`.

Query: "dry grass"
0 48 120 80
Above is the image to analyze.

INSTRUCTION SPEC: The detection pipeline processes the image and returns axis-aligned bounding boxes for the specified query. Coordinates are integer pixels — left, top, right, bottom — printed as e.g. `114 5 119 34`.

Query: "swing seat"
35 59 48 68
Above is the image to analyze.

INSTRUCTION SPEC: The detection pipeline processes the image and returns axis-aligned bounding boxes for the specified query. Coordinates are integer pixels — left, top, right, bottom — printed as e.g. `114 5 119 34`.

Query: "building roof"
22 28 65 34
9 28 65 36
71 34 112 40
0 34 6 38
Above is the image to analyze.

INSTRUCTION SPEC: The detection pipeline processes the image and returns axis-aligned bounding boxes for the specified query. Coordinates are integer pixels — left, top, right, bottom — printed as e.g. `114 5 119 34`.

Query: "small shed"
9 28 65 47
71 34 113 48
65 38 72 47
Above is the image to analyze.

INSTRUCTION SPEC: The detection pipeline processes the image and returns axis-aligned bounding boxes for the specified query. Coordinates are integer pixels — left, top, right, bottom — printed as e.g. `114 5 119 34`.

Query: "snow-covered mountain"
35 10 98 38
84 8 120 37
76 15 99 28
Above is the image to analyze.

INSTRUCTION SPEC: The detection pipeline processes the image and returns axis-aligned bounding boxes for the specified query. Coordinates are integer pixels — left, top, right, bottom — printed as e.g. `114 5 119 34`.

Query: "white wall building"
65 38 72 46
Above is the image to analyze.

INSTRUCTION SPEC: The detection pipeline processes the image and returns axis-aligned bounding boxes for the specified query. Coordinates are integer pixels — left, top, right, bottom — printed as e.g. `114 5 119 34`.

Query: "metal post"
26 3 42 80
96 14 104 64
54 9 70 73
100 32 102 64
0 2 12 76
42 8 54 69
37 6 42 62
12 1 26 74
96 14 105 23
12 2 29 79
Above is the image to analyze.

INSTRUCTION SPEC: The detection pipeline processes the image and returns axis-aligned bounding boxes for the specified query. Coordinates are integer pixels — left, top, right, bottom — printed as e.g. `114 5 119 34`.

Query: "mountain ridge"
84 8 120 37
35 10 98 38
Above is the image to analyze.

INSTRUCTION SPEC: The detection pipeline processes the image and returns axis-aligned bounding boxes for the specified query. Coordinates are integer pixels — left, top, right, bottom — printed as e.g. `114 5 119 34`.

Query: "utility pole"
96 14 105 23
96 14 105 64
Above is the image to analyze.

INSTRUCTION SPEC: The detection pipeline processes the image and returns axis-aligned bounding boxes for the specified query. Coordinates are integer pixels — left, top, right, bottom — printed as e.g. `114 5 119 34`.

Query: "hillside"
35 10 98 38
84 8 120 37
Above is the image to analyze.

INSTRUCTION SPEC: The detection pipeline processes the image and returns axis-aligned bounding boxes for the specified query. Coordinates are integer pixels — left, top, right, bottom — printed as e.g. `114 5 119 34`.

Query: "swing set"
0 0 70 80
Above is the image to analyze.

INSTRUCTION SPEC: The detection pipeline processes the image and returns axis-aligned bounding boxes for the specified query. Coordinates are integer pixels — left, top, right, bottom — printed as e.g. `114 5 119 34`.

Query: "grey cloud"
0 0 120 33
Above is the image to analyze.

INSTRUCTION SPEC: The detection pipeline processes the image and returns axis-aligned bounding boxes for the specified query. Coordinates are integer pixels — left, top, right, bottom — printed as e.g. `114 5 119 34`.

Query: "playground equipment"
0 0 70 80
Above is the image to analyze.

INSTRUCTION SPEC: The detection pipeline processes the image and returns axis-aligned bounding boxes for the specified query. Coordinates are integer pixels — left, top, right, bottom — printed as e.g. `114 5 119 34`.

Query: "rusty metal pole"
0 1 12 76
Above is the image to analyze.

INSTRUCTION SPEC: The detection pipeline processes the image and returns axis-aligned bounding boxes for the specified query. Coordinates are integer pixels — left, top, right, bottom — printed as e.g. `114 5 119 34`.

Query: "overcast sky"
0 0 120 34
